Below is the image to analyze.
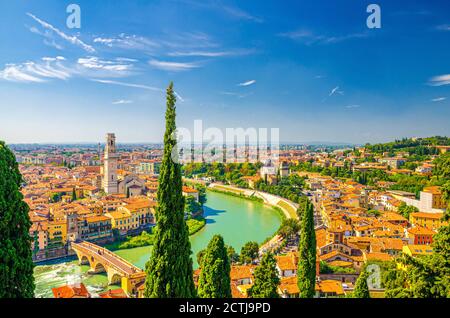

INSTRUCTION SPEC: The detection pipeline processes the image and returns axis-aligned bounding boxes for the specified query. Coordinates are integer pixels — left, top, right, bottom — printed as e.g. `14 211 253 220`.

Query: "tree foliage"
144 83 196 298
197 235 231 298
239 241 259 264
297 200 316 298
248 252 280 298
353 270 370 298
0 141 35 298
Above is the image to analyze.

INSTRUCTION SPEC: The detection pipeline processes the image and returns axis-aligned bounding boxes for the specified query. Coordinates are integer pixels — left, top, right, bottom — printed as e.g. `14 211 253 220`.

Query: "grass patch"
186 217 206 235
208 187 264 203
277 200 298 219
117 231 155 250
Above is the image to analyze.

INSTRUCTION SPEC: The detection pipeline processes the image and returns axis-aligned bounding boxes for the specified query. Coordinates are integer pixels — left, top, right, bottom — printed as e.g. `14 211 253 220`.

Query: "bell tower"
102 133 118 194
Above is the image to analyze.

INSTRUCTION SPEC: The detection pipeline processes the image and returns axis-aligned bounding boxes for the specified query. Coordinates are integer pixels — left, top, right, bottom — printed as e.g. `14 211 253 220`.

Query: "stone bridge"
71 241 145 296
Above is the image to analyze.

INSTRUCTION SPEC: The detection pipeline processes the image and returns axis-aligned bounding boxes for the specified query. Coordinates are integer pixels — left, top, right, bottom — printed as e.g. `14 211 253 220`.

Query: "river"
34 190 282 297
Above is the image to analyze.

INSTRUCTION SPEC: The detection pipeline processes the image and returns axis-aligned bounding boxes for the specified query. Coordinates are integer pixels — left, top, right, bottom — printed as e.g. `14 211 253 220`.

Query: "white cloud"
27 13 95 53
429 74 450 86
431 97 447 102
93 34 159 51
148 59 200 71
0 57 71 83
238 80 256 87
345 104 360 109
112 99 133 105
90 79 163 92
220 91 253 98
77 57 134 73
436 24 450 31
279 29 368 45
167 49 254 57
329 86 344 96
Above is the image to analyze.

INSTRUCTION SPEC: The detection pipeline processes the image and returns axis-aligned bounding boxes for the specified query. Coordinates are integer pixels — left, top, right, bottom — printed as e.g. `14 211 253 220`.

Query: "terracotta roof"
98 288 128 298
408 226 436 236
276 252 298 271
278 276 299 295
411 212 444 220
230 265 255 281
315 280 344 295
52 283 90 298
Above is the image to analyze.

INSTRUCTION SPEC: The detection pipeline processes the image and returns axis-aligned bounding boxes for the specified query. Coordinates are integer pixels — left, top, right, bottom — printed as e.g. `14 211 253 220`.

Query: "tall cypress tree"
297 200 316 298
353 270 370 298
198 235 231 298
248 252 280 298
0 141 35 298
144 82 196 298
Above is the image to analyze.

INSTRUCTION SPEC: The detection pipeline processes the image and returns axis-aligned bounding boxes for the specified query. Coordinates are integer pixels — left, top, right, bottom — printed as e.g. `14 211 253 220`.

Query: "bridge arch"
109 273 122 285
92 262 107 274
80 255 90 266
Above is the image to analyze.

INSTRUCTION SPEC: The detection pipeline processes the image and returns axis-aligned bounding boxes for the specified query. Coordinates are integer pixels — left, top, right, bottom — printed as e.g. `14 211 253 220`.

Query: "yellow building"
402 244 433 257
105 210 132 235
421 186 447 209
47 220 67 248
118 200 155 229
410 212 447 231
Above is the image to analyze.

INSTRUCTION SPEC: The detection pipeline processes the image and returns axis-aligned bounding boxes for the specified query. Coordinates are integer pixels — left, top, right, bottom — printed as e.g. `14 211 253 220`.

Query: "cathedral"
101 133 144 196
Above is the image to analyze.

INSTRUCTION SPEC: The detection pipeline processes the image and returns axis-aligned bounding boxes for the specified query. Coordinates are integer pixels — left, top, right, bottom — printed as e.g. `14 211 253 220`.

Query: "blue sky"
0 0 449 144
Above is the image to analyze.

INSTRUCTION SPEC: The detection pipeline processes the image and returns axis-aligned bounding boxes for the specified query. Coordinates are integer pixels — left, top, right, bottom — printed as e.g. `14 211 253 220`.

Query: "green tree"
239 241 259 264
248 252 280 298
197 235 231 298
0 141 35 298
185 196 201 215
277 218 300 239
353 270 370 298
226 245 239 264
297 200 316 298
144 83 196 298
397 202 418 220
71 188 77 201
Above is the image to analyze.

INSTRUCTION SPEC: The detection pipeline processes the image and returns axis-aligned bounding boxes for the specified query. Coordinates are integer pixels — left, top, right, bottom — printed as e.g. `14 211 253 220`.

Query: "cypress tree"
144 82 196 298
197 235 231 298
248 252 280 298
71 188 77 201
353 270 370 298
297 200 316 298
0 141 35 298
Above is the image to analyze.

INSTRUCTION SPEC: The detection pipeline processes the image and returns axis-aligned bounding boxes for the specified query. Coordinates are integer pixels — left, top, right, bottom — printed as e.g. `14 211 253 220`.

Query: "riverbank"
34 190 282 296
208 183 298 220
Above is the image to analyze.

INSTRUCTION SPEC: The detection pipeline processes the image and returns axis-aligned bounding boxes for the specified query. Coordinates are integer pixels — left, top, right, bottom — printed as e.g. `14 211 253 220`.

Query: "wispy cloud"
0 56 71 83
27 13 95 53
220 4 263 23
429 74 450 86
345 104 360 109
329 86 344 96
238 80 256 87
77 56 135 76
90 79 163 92
220 91 254 99
436 24 450 31
182 0 263 23
167 49 254 57
279 29 368 45
112 99 133 105
148 59 200 71
94 34 160 51
431 97 447 102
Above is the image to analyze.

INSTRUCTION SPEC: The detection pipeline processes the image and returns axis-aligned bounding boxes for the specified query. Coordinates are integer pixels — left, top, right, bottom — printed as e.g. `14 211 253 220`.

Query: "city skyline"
1 0 450 144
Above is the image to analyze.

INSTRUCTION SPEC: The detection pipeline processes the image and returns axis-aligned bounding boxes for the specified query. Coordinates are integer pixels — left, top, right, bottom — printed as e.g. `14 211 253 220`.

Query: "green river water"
34 190 282 298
